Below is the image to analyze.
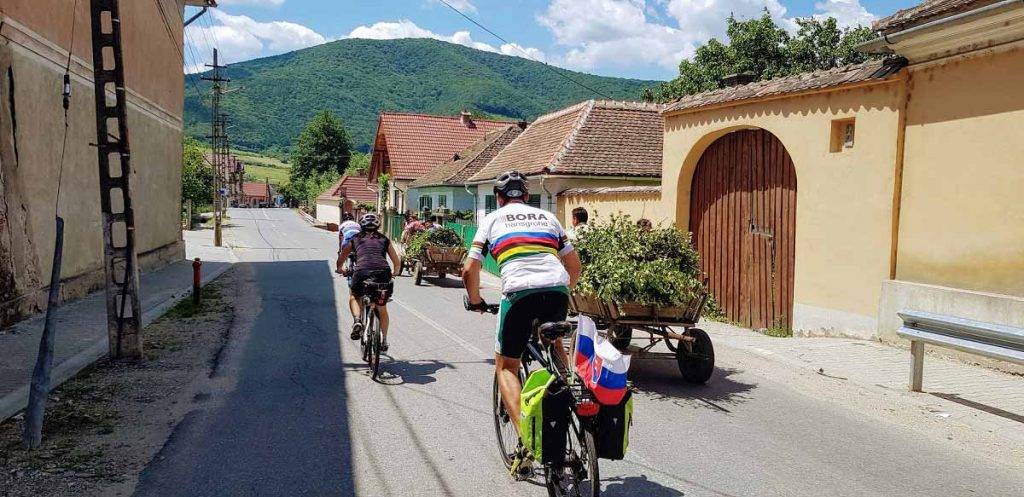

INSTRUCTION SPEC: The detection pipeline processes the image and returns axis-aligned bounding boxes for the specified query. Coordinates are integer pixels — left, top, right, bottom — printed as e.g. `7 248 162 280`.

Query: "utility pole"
202 49 229 247
89 0 143 359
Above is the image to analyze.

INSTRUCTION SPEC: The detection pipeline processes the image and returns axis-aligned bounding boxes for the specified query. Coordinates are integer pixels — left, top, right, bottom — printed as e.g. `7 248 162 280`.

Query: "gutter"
857 0 1024 53
463 173 661 186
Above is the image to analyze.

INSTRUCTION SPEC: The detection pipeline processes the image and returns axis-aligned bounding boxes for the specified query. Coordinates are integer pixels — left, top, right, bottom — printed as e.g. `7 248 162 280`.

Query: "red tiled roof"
375 112 518 180
661 59 905 115
468 100 664 182
318 174 378 204
242 182 273 198
409 125 523 188
873 0 1000 34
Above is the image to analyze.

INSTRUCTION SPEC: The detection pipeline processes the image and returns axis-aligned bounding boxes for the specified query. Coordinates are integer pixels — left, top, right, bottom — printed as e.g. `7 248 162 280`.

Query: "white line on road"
393 298 489 358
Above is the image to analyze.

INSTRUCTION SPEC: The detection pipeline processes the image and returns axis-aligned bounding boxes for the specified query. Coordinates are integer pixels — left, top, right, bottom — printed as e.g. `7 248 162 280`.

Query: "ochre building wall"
660 81 904 335
556 191 665 228
896 47 1024 298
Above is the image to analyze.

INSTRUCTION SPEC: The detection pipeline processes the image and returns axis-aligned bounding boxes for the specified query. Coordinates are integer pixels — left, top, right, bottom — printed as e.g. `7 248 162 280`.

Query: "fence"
446 222 500 276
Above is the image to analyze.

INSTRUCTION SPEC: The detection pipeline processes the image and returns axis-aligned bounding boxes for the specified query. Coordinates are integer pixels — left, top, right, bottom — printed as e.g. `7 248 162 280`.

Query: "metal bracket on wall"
89 0 142 359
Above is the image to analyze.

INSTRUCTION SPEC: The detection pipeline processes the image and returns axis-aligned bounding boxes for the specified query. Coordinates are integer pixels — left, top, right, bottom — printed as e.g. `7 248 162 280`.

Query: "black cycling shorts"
496 287 569 359
350 269 392 299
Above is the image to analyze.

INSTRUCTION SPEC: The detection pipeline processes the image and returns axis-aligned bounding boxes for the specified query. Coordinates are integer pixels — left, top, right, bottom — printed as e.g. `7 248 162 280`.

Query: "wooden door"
689 130 796 330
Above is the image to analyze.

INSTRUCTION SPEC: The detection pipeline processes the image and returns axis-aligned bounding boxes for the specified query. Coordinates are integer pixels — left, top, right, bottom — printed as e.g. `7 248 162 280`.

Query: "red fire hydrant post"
192 258 202 305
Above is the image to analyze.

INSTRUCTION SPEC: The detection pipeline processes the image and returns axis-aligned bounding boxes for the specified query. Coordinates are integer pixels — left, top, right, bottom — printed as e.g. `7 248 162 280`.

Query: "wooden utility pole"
202 49 229 246
89 0 143 359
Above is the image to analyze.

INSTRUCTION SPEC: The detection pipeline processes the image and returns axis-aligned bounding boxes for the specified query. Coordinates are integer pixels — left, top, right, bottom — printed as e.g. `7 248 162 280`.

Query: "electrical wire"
54 0 82 216
435 0 614 100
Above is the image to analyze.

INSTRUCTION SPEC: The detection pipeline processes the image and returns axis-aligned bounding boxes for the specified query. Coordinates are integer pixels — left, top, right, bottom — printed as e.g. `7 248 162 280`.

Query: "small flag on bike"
575 316 630 405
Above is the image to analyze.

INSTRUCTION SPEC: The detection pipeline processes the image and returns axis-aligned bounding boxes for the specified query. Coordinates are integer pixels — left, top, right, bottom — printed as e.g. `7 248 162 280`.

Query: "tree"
181 137 213 208
349 151 370 175
290 110 351 179
644 12 882 103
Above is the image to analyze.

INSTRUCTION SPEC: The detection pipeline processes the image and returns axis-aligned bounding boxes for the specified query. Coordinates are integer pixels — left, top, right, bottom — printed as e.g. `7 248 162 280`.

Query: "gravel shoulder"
0 266 248 497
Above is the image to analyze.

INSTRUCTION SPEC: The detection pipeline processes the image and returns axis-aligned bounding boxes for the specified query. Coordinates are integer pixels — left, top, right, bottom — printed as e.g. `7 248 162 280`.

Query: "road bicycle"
465 297 601 497
356 279 392 381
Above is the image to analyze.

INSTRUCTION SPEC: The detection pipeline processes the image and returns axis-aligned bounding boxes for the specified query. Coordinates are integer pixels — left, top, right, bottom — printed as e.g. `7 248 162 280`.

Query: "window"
438 194 447 208
485 195 497 214
418 195 432 212
527 194 542 209
830 118 856 152
392 189 400 210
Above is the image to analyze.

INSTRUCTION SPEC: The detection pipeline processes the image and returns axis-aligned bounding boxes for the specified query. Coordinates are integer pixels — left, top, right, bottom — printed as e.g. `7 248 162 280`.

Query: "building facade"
1 1 206 327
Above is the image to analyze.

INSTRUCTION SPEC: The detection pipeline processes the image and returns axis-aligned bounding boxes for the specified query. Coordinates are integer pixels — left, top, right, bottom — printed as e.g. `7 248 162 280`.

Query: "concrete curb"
0 262 233 422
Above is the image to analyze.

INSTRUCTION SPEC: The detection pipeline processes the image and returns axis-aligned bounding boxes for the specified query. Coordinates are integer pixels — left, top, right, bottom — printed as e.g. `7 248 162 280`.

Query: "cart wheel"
676 328 714 384
413 262 423 286
609 325 633 352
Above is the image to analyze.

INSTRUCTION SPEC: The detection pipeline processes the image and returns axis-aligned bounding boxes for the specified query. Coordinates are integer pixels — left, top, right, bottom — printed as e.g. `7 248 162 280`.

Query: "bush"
406 227 463 259
574 215 705 307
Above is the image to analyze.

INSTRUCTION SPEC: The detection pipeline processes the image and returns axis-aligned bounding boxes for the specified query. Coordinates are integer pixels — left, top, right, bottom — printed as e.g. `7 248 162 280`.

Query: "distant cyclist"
339 213 401 351
462 170 582 467
337 212 361 274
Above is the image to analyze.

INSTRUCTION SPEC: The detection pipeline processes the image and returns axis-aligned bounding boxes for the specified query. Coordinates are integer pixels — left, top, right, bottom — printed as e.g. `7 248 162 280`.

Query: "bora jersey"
469 202 574 295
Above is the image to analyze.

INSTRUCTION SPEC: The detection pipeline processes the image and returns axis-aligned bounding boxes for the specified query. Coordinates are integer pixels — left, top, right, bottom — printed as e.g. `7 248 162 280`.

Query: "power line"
436 0 614 100
54 0 82 216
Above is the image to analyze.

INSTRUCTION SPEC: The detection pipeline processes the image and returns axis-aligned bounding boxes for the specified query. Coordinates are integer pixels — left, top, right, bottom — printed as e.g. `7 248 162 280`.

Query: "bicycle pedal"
509 455 535 481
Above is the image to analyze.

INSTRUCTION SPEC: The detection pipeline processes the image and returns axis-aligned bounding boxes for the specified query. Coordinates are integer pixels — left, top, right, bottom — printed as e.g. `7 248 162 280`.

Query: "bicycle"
465 297 601 497
355 279 391 381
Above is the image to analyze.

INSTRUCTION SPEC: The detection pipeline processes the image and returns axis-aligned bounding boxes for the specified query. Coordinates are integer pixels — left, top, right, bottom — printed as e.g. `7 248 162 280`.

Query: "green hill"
184 38 660 153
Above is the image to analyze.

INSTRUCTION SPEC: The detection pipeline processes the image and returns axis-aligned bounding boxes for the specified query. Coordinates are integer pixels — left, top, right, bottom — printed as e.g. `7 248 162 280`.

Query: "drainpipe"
539 175 555 213
464 183 478 222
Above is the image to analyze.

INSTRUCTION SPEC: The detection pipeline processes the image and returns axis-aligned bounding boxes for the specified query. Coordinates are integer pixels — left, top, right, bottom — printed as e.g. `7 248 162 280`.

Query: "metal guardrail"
897 310 1024 391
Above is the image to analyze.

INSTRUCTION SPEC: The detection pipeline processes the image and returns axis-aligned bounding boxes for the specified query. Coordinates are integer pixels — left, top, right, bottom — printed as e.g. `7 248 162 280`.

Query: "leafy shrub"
574 215 705 307
406 227 463 259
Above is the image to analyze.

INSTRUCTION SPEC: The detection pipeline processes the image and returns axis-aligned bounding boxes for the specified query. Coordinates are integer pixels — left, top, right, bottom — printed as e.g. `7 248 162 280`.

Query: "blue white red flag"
574 316 631 405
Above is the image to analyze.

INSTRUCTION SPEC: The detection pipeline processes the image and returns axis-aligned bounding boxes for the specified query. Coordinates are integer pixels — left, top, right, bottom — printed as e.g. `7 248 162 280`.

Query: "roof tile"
377 113 518 180
318 175 377 204
873 0 1000 34
409 125 523 188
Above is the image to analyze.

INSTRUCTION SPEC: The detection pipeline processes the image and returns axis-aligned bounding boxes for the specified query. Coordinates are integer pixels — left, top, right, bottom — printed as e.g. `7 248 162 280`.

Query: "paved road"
134 209 1023 497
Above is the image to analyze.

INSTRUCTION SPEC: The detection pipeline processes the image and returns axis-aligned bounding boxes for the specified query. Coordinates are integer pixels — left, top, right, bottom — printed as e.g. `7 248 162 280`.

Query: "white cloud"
431 0 478 14
214 0 285 6
184 10 326 71
536 0 878 73
813 0 876 28
346 20 547 62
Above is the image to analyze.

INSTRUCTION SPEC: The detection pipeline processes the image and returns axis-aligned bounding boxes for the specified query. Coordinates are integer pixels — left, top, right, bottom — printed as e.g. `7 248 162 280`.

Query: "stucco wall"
556 191 664 228
316 200 341 226
0 5 184 326
661 81 904 334
896 47 1024 298
473 177 660 224
408 186 476 212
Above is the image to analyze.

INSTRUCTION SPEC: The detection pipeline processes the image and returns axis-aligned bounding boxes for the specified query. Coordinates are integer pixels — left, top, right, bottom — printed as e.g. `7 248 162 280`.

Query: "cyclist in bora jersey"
462 171 582 458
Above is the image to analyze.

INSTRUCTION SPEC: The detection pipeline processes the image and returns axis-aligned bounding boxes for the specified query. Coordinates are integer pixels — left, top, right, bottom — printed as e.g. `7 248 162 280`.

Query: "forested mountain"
184 38 659 153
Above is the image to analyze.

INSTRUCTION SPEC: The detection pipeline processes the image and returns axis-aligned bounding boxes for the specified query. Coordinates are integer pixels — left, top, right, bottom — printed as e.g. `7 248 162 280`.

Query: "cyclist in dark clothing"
338 213 401 351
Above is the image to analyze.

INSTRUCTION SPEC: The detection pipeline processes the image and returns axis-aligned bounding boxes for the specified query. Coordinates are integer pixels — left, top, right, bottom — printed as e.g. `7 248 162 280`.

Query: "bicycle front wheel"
492 365 528 469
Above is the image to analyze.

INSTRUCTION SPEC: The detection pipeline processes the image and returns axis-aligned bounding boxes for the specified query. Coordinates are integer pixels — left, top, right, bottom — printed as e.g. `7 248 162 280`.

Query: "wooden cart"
409 246 466 286
569 291 715 384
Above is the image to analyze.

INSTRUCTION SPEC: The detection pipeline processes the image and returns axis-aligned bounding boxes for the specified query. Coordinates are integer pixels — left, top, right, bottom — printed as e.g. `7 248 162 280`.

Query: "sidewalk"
697 319 1024 461
0 229 236 422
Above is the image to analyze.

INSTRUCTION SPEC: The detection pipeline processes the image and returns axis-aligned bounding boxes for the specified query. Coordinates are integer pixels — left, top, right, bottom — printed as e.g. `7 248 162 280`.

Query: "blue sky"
184 0 919 81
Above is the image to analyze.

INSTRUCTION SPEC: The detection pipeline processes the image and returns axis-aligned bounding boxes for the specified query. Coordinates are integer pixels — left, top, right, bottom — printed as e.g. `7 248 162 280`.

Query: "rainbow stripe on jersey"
479 231 561 266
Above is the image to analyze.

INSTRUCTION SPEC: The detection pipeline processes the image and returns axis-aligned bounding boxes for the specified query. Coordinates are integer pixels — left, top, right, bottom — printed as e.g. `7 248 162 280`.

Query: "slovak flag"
575 316 631 405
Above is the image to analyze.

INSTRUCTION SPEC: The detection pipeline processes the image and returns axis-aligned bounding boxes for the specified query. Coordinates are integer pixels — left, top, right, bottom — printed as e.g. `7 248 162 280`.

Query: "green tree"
349 151 370 174
181 137 213 209
290 110 351 179
644 12 882 103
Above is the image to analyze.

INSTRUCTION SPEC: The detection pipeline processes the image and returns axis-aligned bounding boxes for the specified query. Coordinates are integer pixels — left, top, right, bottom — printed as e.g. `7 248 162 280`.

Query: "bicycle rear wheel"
369 309 382 380
492 364 528 469
360 301 371 363
546 421 600 497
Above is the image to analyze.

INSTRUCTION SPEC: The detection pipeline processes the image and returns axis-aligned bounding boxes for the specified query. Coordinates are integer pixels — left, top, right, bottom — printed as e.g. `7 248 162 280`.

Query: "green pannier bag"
520 369 571 465
594 389 633 460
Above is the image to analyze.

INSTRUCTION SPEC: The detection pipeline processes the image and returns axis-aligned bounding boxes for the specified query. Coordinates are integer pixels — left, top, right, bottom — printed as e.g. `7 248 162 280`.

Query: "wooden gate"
689 129 796 330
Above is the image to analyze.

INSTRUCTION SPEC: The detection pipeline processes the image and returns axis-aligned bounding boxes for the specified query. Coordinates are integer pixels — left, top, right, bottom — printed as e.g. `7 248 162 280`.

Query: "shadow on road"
134 260 355 497
413 276 466 289
629 357 756 412
377 359 453 385
930 392 1024 424
604 475 686 497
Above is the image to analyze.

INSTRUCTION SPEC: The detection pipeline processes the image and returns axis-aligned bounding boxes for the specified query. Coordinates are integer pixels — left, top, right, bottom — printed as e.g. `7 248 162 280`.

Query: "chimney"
720 72 757 87
460 110 473 126
517 120 528 130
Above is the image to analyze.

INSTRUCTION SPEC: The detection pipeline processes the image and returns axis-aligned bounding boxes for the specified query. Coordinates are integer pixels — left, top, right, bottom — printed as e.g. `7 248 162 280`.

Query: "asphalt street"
133 209 1023 497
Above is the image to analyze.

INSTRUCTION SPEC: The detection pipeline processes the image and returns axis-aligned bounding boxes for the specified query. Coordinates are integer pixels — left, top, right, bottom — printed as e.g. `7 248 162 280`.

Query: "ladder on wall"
88 0 142 358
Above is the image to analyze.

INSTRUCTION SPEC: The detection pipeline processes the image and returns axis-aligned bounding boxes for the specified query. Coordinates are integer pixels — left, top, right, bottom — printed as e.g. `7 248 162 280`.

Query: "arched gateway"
688 129 797 330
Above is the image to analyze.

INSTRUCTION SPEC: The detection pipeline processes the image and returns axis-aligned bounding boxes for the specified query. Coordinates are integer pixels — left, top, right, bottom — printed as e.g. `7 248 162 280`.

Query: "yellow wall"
896 47 1024 297
661 81 904 326
557 191 664 228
